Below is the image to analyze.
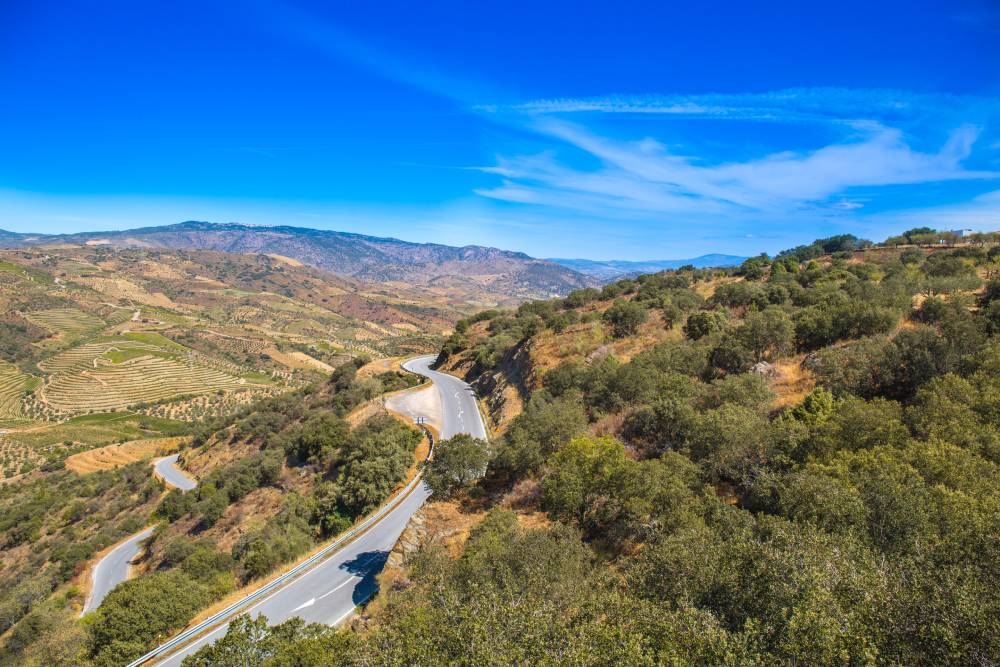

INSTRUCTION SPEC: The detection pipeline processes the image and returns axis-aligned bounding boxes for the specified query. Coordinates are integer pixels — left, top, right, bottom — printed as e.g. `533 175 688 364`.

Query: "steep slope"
0 222 596 299
152 229 1000 667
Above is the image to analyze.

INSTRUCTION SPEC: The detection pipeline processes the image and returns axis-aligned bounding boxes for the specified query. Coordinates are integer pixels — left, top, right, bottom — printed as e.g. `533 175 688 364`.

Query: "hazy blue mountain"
548 254 747 281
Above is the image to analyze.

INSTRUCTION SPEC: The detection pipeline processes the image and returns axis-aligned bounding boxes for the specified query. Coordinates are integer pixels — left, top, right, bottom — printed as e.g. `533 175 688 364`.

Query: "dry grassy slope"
438 305 683 430
65 436 188 474
437 273 820 431
137 427 310 565
444 240 992 432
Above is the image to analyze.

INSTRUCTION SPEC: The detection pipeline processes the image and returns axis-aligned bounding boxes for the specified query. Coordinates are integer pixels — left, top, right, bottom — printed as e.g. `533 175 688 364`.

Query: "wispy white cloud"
488 88 999 125
476 120 998 217
254 0 488 106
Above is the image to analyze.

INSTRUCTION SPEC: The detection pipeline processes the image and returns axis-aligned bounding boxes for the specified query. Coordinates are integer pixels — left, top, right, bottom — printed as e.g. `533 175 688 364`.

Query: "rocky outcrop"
751 361 779 378
386 502 486 568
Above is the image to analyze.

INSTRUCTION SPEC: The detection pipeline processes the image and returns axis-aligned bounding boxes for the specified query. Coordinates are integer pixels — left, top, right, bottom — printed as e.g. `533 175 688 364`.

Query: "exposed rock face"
386 508 430 569
751 360 780 378
586 344 612 364
386 502 485 568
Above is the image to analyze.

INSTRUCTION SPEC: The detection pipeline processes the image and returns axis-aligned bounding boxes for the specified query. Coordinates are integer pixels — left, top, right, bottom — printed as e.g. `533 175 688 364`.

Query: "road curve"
402 355 488 441
146 355 486 666
154 454 197 491
83 526 155 615
83 454 196 616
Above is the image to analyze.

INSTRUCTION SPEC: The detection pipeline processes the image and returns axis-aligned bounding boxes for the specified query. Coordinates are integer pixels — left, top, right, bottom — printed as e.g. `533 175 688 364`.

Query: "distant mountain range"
0 221 597 299
0 221 747 295
549 254 748 281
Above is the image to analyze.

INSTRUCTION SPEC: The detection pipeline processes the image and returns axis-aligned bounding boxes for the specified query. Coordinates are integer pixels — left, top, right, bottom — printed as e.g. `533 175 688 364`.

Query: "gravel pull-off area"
384 384 443 433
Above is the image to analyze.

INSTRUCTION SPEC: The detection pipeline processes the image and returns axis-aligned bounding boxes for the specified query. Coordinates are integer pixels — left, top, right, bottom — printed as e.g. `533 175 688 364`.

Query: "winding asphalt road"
83 526 156 614
83 455 197 616
401 355 488 441
148 354 486 666
154 454 197 491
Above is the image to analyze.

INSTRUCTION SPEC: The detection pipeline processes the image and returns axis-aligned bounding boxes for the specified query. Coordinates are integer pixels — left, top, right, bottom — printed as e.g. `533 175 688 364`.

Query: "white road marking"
318 576 357 600
292 597 316 612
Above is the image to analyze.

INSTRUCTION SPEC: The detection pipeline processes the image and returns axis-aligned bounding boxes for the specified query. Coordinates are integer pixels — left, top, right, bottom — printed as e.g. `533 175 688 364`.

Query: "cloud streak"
487 88 1000 125
476 120 998 219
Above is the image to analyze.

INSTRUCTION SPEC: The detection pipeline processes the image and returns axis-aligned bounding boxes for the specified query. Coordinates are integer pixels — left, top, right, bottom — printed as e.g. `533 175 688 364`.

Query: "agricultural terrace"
65 436 188 474
36 334 261 413
0 362 32 423
40 355 248 412
0 413 186 479
136 386 283 421
23 307 105 337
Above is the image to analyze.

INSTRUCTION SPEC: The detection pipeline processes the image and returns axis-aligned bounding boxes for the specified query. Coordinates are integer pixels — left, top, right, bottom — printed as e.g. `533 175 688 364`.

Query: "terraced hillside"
23 308 106 343
64 436 187 474
29 334 261 414
40 352 249 412
0 362 31 422
0 244 465 480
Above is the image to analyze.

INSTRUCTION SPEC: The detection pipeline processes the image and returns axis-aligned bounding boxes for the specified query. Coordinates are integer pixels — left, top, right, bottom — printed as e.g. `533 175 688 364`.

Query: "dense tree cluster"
424 434 491 498
0 463 158 655
0 358 424 666
86 541 234 667
0 313 47 366
191 231 1000 666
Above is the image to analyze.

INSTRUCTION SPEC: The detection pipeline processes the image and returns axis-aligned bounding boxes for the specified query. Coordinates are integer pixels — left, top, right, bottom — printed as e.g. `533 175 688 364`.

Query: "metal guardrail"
127 402 436 666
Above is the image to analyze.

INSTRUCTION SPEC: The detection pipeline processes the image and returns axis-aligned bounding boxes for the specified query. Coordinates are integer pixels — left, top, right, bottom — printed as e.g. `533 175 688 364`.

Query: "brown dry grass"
265 254 304 267
212 486 288 552
413 501 487 557
515 510 555 530
345 398 385 428
287 351 334 373
694 275 742 299
357 356 404 378
262 346 326 372
65 436 188 474
591 409 633 438
530 311 679 376
769 355 816 411
182 431 255 479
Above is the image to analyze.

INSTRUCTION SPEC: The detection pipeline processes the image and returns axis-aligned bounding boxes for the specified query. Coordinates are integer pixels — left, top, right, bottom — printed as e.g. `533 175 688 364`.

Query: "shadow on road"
340 550 389 605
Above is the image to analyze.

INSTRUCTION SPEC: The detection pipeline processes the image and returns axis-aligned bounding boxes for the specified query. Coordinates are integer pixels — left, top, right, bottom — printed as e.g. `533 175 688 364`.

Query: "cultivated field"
40 355 249 412
23 307 105 337
0 413 187 480
0 362 30 422
31 332 266 413
137 387 282 421
65 436 188 474
0 245 447 482
38 339 164 374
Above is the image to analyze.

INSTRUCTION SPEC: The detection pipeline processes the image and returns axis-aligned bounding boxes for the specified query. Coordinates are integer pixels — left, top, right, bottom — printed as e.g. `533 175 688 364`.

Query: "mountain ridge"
0 221 594 299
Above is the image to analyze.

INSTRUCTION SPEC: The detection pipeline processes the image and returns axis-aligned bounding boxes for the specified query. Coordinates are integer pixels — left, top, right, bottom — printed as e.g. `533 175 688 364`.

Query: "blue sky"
1 0 998 259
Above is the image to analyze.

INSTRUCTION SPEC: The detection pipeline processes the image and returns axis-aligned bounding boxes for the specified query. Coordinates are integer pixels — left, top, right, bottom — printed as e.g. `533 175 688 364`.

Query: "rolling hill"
0 221 597 299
